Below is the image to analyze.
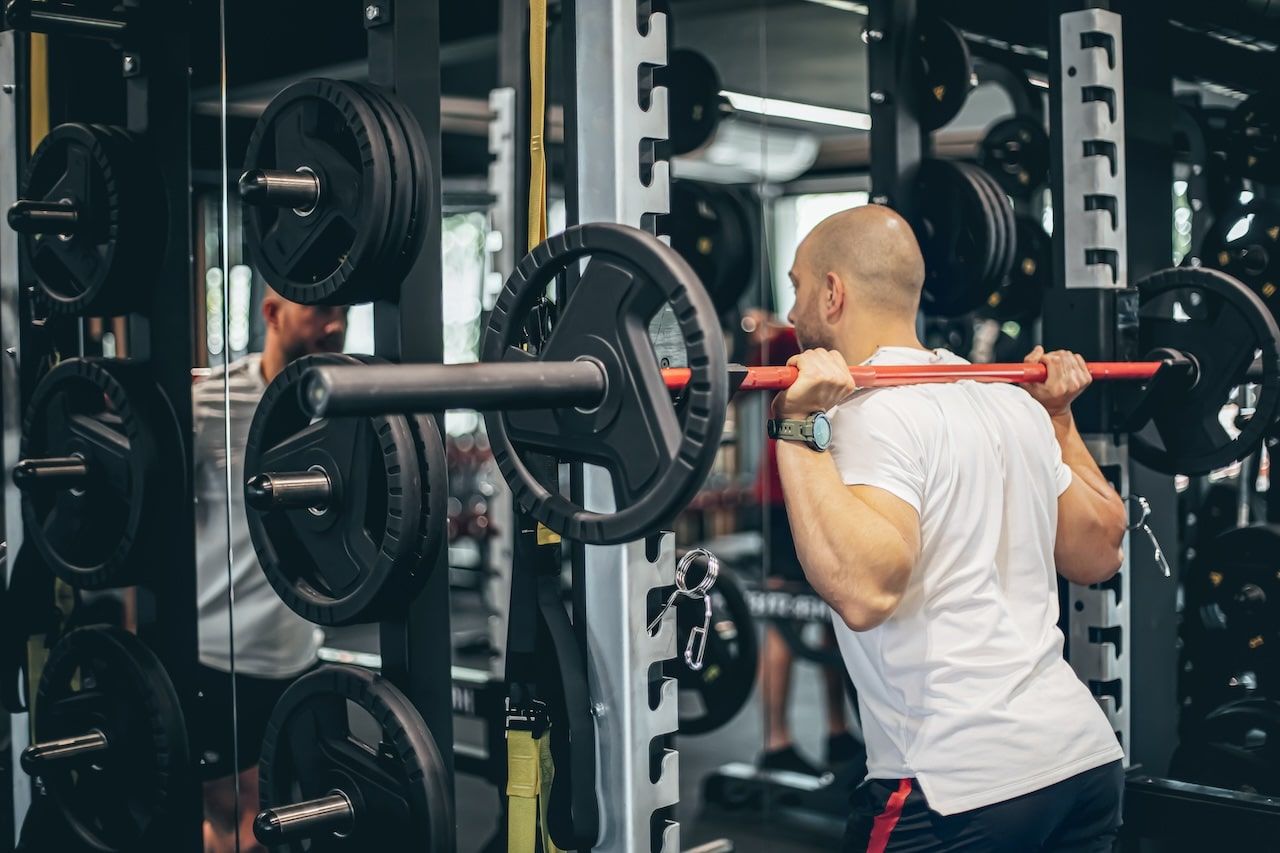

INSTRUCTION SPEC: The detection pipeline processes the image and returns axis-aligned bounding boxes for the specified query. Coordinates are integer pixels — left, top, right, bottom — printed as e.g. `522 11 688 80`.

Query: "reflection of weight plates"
1170 698 1280 796
661 49 728 156
1127 267 1280 475
240 78 432 306
913 17 973 131
16 358 183 589
979 116 1050 197
9 123 165 316
481 224 728 545
22 627 188 853
1187 525 1280 687
256 664 453 851
913 159 1010 317
664 180 754 315
981 215 1051 322
244 352 434 625
672 566 758 736
1201 197 1280 321
1228 91 1280 186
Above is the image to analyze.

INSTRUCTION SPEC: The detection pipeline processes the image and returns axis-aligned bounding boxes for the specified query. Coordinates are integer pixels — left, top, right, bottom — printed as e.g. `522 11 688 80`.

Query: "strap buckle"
505 697 550 738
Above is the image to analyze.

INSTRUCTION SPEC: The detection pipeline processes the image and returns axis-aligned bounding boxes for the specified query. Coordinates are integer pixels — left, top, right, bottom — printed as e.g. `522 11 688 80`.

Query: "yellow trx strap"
527 0 549 251
507 723 560 853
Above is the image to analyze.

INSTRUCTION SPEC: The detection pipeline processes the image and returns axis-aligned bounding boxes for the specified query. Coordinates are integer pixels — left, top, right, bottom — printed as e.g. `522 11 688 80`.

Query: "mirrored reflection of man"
193 289 347 853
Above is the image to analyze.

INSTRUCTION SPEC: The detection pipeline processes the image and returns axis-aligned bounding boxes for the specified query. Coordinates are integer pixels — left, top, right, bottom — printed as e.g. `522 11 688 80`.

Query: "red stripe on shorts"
867 778 913 853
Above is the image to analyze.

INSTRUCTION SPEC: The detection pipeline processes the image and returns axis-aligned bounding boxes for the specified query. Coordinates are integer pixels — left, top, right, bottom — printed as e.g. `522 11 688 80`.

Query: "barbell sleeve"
253 792 355 844
245 471 332 511
7 200 80 235
302 361 609 417
12 455 89 489
21 730 108 775
239 169 321 212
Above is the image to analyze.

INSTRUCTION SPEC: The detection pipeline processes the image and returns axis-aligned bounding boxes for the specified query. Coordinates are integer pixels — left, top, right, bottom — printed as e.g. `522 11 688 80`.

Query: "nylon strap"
507 727 560 853
528 0 549 250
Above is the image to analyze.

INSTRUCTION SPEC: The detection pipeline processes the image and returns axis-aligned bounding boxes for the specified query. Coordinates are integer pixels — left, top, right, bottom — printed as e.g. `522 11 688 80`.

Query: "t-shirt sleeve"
1028 399 1074 496
828 396 926 514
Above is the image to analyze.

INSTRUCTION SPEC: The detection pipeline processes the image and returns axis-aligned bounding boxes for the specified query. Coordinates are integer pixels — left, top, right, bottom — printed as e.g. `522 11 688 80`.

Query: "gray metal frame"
1058 9 1128 290
0 30 30 838
572 3 680 851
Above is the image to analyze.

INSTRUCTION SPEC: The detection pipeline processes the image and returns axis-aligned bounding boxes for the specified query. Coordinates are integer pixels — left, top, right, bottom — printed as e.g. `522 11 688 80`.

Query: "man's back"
827 347 1123 815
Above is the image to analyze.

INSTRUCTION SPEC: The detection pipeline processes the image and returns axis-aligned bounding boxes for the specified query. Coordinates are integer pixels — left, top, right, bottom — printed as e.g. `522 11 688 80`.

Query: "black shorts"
765 504 805 582
192 664 309 780
844 760 1124 852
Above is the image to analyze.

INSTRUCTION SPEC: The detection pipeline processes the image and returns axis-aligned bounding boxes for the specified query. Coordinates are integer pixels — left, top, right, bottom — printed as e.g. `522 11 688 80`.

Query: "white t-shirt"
194 354 323 678
826 346 1123 815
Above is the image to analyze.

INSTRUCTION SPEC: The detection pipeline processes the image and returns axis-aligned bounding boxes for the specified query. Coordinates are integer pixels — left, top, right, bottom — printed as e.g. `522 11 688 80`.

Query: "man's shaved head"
787 205 926 351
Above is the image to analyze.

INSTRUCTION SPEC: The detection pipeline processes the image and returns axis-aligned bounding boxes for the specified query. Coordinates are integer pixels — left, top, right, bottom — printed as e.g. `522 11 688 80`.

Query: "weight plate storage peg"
1201 197 1280 320
9 122 165 316
240 78 431 305
244 352 434 625
22 626 188 853
1127 267 1280 476
15 358 183 589
256 664 453 852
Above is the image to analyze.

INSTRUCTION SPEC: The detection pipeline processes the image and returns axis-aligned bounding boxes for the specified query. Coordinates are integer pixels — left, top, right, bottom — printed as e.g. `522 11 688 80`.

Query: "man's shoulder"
192 355 264 405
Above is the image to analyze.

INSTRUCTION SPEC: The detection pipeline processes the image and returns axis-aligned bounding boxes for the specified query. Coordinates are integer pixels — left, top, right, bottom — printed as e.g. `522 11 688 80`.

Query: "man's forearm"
1051 411 1118 501
775 441 910 626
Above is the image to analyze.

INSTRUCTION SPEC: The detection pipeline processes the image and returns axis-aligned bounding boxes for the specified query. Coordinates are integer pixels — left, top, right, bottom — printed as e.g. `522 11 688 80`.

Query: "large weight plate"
18 358 183 589
1130 267 1280 475
27 627 188 852
1201 197 1280 321
14 123 162 316
979 116 1050 197
482 224 728 545
258 664 453 852
662 48 726 156
671 565 758 735
913 159 999 317
664 180 755 316
962 162 1014 285
242 79 394 305
914 17 973 131
1170 698 1280 795
981 214 1051 322
244 353 425 625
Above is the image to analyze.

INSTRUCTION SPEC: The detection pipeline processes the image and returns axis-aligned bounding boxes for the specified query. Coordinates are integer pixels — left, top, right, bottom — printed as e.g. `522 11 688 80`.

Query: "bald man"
193 291 347 852
768 206 1128 852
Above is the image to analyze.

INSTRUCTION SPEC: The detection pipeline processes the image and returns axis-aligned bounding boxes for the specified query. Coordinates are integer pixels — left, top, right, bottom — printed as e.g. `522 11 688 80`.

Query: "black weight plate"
672 566 758 735
242 78 394 305
960 162 1011 285
1228 91 1280 186
1130 267 1280 475
28 627 187 852
19 358 182 589
1170 697 1280 795
244 353 424 625
1188 525 1280 681
17 123 140 316
914 17 973 131
1201 197 1280 321
979 116 1050 198
258 664 453 852
482 224 728 545
355 84 433 289
662 48 725 156
0 544 66 714
347 83 414 296
913 159 997 317
348 354 449 592
664 180 754 316
982 214 1051 322
1198 105 1243 218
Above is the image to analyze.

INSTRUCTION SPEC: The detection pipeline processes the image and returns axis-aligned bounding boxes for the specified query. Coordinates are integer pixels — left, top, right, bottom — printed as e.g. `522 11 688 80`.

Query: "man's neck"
836 319 927 365
259 346 286 386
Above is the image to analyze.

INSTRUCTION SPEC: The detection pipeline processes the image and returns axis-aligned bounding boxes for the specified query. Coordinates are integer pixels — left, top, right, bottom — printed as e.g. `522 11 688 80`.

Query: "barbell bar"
300 351 1253 418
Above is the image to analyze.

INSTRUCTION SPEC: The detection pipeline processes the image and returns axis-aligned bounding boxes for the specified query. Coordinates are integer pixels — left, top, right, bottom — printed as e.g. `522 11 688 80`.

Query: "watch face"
812 414 832 449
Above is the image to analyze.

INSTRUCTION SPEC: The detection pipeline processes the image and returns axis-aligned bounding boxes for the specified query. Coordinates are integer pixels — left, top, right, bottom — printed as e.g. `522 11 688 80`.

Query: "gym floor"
329 590 844 853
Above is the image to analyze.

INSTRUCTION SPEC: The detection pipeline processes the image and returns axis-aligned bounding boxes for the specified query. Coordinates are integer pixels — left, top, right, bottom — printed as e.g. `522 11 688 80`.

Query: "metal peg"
12 454 89 490
238 167 321 215
7 199 79 236
253 791 355 844
21 729 108 775
245 469 333 512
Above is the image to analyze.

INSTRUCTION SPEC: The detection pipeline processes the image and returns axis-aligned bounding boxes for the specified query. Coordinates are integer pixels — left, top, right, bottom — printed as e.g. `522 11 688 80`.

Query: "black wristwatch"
767 411 832 452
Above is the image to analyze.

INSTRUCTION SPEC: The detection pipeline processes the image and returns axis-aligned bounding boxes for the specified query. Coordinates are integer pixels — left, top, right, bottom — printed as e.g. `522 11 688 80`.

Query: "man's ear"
826 271 845 319
262 297 281 331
